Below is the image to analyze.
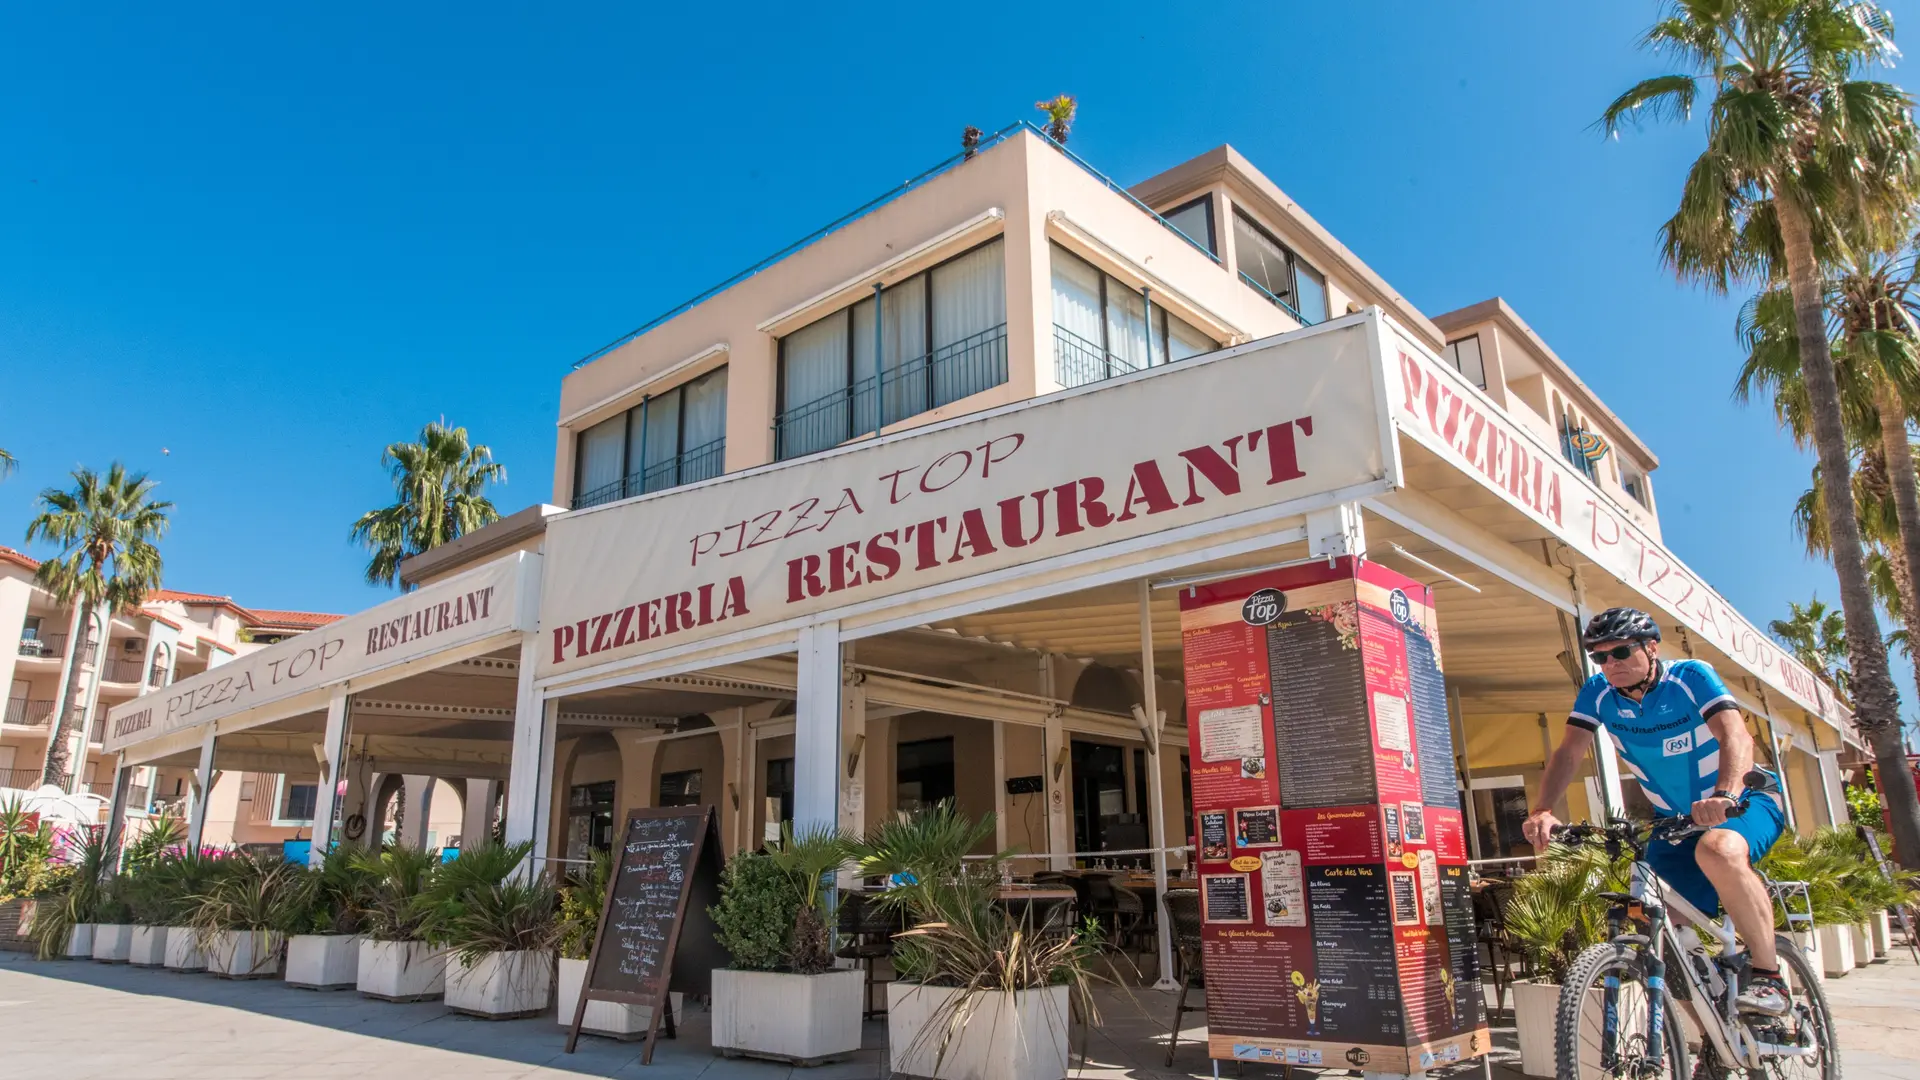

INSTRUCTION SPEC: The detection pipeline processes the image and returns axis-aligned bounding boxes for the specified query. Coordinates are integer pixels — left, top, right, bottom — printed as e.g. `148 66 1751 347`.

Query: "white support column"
308 688 352 867
462 779 499 850
1570 580 1626 818
1305 502 1367 560
1042 655 1071 871
399 776 433 849
993 721 1008 853
1138 578 1178 992
839 652 866 837
503 632 552 867
1815 749 1847 828
186 727 217 852
794 622 842 834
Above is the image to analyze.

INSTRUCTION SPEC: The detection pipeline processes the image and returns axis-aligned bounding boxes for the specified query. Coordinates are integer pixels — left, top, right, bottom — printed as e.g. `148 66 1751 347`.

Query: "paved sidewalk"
3 947 1916 1079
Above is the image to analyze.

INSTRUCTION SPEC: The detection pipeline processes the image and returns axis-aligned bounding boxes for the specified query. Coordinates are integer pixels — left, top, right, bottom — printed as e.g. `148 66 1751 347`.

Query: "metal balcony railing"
17 633 67 658
3 698 55 727
1053 325 1151 390
776 323 1010 461
574 436 729 510
1239 270 1314 326
1 768 44 790
102 658 145 684
148 663 167 687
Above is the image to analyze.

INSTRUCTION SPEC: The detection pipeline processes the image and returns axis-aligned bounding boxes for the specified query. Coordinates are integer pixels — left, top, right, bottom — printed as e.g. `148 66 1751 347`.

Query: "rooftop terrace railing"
570 122 1217 371
1238 270 1314 326
774 323 1009 461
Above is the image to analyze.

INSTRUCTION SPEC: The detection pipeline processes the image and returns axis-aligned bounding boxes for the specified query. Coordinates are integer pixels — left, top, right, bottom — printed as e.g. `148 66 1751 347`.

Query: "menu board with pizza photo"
1178 557 1488 1073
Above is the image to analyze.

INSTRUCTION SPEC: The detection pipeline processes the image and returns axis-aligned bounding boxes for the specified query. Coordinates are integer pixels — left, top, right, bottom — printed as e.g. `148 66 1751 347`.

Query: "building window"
1160 196 1216 255
573 366 729 509
895 737 955 814
658 769 704 807
1051 244 1216 389
1621 464 1651 509
22 616 40 640
1559 408 1602 484
1232 209 1326 325
566 780 616 861
1443 335 1487 390
775 238 1009 461
764 757 795 843
270 775 317 825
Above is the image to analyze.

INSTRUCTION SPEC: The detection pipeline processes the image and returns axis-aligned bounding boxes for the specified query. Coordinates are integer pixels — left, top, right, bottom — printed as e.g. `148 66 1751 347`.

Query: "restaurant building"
101 123 1859 983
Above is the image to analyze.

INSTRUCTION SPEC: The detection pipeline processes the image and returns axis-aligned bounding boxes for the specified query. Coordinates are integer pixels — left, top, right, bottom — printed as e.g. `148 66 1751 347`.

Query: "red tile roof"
208 640 235 654
0 546 40 572
140 609 184 631
249 609 345 629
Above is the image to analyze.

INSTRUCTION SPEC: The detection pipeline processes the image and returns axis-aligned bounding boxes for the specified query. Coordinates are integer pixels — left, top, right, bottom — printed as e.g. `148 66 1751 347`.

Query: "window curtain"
641 389 682 493
574 415 624 505
779 313 850 458
1166 310 1213 362
1051 245 1103 349
1105 285 1149 375
679 367 728 484
931 239 1006 406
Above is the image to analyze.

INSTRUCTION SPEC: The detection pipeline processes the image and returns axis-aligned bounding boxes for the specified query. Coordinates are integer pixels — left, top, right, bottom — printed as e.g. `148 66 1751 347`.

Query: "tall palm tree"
0 448 16 478
1770 597 1852 703
1605 0 1920 864
24 464 170 791
350 421 506 589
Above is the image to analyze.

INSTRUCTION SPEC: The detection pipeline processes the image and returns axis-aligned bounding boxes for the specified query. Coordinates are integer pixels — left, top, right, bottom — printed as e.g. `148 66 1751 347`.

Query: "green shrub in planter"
711 851 798 972
556 850 611 961
1499 842 1628 985
0 797 57 902
1759 826 1919 927
30 826 115 959
349 844 444 944
287 847 377 935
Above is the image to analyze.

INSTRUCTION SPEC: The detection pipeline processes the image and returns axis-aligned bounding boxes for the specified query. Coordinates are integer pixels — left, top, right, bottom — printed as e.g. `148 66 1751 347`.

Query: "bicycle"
1547 772 1837 1080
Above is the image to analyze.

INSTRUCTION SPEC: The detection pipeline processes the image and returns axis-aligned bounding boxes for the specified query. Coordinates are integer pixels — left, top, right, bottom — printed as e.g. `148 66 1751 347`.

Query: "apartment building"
0 549 454 850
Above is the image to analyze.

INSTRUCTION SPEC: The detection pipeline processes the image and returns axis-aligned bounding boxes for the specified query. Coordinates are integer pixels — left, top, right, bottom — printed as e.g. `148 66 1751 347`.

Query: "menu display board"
565 806 724 1062
1179 558 1487 1073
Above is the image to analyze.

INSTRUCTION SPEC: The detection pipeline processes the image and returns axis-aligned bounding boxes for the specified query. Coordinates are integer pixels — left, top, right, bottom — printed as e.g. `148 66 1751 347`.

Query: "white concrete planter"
1514 980 1624 1079
713 968 864 1065
91 924 131 963
556 956 656 1040
445 949 554 1019
1816 924 1855 977
887 981 1069 1080
207 930 282 979
163 926 205 972
1851 923 1873 967
64 924 95 959
286 934 363 990
1868 910 1892 958
128 926 168 967
357 939 444 1002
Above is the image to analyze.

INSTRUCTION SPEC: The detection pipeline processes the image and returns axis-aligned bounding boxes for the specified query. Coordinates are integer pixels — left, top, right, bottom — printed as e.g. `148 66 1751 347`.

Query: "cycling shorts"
1643 793 1785 917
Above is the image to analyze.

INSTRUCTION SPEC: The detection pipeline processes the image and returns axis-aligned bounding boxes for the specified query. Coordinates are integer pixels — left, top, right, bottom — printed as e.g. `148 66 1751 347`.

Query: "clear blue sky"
0 2 1914 715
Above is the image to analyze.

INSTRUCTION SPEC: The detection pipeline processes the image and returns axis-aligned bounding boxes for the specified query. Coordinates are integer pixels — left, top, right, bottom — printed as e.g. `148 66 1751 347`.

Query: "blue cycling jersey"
1568 659 1744 817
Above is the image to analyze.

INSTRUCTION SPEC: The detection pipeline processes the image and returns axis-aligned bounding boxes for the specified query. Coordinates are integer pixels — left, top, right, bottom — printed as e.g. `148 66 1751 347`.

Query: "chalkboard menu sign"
565 805 724 1062
1269 608 1375 808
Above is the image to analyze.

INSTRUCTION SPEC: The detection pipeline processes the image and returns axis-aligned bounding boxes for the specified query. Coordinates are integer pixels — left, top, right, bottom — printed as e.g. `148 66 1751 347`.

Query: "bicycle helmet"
1581 606 1661 648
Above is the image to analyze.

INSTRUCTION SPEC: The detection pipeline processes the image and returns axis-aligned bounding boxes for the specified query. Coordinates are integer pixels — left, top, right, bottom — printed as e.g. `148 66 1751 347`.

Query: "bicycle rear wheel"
1752 935 1839 1080
1556 942 1691 1080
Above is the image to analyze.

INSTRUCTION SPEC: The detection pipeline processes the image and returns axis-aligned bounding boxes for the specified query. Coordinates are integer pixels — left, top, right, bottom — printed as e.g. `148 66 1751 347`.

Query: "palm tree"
1771 597 1852 703
0 448 16 479
24 464 170 791
1604 0 1920 864
350 421 506 589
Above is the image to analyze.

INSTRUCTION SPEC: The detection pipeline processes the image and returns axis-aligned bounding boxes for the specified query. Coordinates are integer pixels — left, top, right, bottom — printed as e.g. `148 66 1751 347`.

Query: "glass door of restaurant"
1071 740 1146 866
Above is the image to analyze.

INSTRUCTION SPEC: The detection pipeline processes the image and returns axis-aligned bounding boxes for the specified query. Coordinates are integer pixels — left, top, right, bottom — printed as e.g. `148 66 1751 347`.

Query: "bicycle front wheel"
1556 942 1691 1080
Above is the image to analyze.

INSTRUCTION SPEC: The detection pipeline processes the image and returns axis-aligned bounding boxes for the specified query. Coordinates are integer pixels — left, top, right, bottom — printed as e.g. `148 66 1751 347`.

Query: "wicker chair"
1162 888 1206 1067
835 892 905 1019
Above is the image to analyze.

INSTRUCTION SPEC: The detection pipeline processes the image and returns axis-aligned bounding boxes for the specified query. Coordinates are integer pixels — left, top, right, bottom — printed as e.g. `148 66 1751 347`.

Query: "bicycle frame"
1614 854 1819 1072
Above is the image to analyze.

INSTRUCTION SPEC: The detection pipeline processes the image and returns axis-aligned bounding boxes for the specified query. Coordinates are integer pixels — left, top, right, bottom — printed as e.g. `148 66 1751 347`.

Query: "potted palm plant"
858 802 1102 1080
30 825 113 960
90 873 135 963
352 844 445 1001
190 853 301 978
1496 843 1624 1078
159 849 227 971
124 809 186 967
438 840 558 1019
285 847 375 990
0 796 58 953
555 850 655 1038
710 824 864 1065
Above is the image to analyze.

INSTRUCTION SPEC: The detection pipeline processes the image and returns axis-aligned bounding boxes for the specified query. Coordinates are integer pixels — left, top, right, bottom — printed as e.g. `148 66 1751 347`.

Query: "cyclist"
1522 606 1790 1016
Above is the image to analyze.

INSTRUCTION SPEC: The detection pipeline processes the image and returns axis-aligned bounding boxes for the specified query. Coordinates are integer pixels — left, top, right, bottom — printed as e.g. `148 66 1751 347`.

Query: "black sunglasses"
1588 644 1642 666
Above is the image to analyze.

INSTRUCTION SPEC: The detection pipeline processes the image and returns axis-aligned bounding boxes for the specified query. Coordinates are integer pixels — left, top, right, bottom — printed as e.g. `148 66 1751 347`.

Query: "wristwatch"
1710 788 1737 801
